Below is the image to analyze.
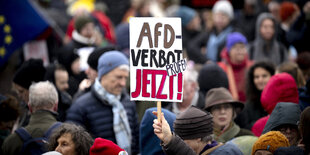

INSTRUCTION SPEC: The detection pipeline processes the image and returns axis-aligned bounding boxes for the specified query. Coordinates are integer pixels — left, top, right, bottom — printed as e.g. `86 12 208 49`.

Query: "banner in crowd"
129 17 186 102
0 0 49 66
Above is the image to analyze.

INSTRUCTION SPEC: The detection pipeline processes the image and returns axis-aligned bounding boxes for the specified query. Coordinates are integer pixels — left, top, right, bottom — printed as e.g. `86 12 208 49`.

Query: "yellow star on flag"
4 24 11 33
5 35 12 44
0 16 4 24
0 47 5 57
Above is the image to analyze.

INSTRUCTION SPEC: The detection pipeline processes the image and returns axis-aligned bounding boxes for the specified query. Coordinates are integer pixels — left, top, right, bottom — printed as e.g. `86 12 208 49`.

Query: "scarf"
72 30 96 45
94 79 132 154
214 122 240 143
206 26 233 62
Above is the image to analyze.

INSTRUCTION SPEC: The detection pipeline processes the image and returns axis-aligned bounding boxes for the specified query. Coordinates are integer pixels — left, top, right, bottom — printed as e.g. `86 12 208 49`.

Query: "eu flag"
0 0 49 66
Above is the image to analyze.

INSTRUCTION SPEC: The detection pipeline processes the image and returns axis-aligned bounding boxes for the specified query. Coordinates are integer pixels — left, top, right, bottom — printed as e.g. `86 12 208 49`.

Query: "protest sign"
130 17 185 102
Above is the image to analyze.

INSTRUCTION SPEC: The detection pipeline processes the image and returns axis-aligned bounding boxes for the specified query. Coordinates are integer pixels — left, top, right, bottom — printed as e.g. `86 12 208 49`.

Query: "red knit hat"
279 2 299 22
89 138 128 155
260 73 298 114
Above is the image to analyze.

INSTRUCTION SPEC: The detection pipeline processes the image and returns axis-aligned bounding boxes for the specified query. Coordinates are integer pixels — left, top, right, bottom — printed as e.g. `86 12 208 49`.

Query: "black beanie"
57 51 79 75
198 63 229 96
173 106 213 140
74 16 94 33
87 46 116 71
13 59 46 90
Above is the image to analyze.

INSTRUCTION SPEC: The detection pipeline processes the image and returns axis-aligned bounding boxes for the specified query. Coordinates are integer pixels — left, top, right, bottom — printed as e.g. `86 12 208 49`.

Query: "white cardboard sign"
129 17 184 102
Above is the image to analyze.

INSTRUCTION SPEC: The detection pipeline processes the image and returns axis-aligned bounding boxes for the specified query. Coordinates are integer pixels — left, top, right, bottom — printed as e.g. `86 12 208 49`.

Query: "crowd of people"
1 0 310 154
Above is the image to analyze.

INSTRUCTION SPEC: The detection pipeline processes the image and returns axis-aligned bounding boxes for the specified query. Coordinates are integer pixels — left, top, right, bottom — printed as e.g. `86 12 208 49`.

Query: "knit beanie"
226 32 248 52
212 0 234 20
260 72 298 114
173 106 213 140
74 16 94 33
97 51 129 78
87 46 116 71
279 2 299 22
89 138 128 155
252 131 290 155
57 51 79 75
198 63 229 96
176 6 196 27
13 59 46 90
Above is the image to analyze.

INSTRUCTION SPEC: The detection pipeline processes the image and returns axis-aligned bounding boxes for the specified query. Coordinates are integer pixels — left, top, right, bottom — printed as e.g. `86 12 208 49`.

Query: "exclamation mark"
177 73 183 100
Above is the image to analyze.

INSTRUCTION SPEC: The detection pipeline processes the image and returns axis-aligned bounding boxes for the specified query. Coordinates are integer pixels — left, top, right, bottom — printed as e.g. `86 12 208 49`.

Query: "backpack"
15 122 62 155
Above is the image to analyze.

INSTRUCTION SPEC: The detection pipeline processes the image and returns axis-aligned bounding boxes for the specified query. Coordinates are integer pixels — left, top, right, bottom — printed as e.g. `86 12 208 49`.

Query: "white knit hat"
212 0 234 20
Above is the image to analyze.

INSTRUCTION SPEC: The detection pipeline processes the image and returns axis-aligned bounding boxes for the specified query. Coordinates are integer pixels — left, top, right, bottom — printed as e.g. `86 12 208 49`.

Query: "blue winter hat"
226 32 247 52
176 6 196 27
97 51 129 78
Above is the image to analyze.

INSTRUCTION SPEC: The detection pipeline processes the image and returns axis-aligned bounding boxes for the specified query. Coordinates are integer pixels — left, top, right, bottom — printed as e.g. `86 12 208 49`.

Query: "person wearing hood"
44 63 72 122
187 0 235 64
262 102 301 146
204 87 253 143
153 106 243 155
248 13 288 66
251 73 299 137
140 107 176 155
218 32 253 102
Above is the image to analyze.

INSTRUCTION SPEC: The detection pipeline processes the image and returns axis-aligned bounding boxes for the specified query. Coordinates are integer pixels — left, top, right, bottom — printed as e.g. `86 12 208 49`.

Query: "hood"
262 102 301 134
140 107 176 155
255 13 277 42
261 73 299 114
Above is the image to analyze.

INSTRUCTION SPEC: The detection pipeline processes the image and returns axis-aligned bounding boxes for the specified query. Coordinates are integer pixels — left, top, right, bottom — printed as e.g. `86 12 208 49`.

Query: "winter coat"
262 102 301 134
162 134 243 155
238 99 268 130
66 86 140 154
2 110 58 155
218 49 253 102
214 122 254 143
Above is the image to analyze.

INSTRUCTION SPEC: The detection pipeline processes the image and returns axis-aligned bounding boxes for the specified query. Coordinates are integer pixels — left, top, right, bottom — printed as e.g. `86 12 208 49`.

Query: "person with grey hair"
66 51 139 154
2 81 60 155
48 123 94 155
164 62 205 115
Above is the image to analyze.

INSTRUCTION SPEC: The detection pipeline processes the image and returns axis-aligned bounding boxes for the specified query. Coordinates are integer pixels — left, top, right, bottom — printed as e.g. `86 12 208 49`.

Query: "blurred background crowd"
1 0 310 154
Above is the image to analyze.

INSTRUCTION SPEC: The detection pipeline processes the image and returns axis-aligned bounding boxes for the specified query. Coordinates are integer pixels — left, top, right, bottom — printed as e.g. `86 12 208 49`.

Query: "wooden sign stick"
157 101 162 122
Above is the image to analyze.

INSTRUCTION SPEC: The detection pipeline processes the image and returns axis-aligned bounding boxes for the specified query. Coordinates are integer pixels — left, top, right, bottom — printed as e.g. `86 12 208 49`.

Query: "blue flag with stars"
0 0 49 66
